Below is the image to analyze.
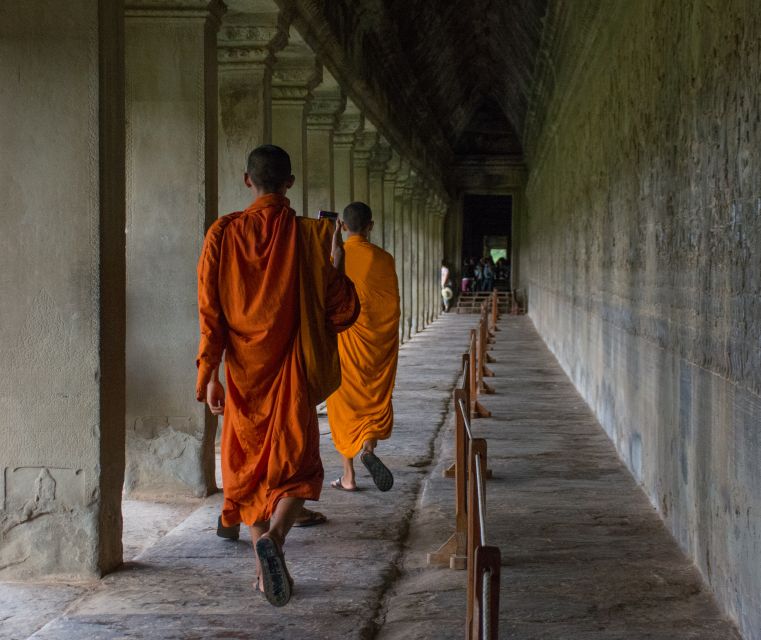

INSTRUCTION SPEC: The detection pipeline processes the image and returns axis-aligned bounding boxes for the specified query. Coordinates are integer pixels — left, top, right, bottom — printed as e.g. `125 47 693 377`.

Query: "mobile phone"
318 210 339 221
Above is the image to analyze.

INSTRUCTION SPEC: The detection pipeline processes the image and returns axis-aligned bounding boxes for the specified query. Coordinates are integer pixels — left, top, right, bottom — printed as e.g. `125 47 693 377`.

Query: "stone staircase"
455 290 512 314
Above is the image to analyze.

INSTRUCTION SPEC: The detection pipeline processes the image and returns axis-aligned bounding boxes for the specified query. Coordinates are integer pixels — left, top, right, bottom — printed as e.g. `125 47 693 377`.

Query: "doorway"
461 194 512 289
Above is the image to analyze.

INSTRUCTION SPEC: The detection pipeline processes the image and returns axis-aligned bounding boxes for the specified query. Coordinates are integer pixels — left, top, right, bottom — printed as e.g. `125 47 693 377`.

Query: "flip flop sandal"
292 508 328 527
217 516 240 541
360 451 394 492
255 536 293 607
330 477 359 492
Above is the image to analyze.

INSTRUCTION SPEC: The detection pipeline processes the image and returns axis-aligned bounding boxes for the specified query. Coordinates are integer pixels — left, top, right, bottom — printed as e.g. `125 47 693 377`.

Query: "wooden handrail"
427 341 502 639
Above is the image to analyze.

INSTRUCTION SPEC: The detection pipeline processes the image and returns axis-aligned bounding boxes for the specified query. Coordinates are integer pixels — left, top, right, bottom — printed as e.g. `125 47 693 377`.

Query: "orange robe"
326 236 401 458
196 193 359 526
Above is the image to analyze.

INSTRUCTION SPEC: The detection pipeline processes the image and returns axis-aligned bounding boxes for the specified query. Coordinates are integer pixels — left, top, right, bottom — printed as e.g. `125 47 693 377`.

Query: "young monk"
196 145 359 607
326 202 401 492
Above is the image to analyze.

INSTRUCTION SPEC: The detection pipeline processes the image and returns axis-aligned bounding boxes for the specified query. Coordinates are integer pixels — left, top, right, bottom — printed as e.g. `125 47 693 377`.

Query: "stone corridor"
1 314 741 639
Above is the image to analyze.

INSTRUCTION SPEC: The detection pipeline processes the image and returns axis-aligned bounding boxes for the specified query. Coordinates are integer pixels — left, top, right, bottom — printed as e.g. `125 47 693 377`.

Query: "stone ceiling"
280 0 548 170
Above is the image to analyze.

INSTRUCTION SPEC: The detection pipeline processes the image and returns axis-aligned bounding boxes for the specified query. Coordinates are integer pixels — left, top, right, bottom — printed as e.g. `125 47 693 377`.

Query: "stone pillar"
217 5 285 215
0 0 125 578
435 197 446 320
423 192 433 327
368 139 391 247
393 160 412 342
332 100 363 211
305 72 344 216
426 193 439 323
411 184 428 334
433 206 444 319
125 0 223 498
352 126 377 204
383 150 401 256
271 28 321 216
401 170 417 340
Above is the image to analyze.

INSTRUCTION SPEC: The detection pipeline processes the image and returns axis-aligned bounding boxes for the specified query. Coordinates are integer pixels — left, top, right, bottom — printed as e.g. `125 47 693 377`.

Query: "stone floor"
0 314 744 639
379 316 743 640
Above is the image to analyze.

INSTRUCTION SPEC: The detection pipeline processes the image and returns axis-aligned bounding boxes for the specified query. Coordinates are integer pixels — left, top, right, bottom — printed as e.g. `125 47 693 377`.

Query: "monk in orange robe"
196 145 359 607
326 202 400 492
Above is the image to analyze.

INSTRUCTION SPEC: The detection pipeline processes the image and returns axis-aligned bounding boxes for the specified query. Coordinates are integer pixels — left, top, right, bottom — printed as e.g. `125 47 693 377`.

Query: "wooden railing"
460 394 502 640
428 293 502 639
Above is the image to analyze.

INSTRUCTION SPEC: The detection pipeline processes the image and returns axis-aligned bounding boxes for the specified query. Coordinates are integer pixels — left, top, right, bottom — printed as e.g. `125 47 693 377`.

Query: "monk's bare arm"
196 221 228 401
331 220 345 273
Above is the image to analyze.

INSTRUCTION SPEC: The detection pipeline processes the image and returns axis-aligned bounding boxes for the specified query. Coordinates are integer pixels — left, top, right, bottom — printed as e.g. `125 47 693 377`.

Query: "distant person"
327 202 401 492
482 259 494 291
441 260 453 312
461 259 474 293
196 145 359 606
473 260 483 291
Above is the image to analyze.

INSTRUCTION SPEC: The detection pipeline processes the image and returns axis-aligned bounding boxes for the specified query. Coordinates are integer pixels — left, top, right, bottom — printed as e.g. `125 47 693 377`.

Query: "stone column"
125 0 223 498
411 184 428 334
393 160 412 342
437 205 447 318
368 139 391 247
0 0 125 578
433 205 443 319
435 197 446 320
425 193 438 323
217 6 285 214
352 126 377 205
401 170 417 340
305 72 344 216
383 150 401 256
332 100 363 211
271 28 321 216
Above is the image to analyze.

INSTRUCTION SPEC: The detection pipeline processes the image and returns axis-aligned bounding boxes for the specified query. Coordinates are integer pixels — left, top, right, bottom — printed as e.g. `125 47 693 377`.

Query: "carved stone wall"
523 3 761 637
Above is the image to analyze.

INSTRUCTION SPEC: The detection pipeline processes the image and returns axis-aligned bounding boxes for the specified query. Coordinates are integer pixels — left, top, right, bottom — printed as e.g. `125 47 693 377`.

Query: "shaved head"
246 145 292 193
343 201 373 232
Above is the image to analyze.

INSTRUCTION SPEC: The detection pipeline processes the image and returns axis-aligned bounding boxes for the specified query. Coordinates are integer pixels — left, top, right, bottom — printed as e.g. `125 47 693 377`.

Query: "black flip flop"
360 451 394 492
255 536 293 607
217 516 240 541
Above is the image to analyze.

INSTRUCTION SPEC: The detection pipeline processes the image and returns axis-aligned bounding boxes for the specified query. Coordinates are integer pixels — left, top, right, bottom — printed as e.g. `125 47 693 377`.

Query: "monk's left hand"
206 380 225 416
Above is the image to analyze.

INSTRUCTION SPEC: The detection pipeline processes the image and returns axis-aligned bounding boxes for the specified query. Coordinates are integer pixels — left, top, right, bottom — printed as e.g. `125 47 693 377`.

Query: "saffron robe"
196 193 359 526
326 236 401 458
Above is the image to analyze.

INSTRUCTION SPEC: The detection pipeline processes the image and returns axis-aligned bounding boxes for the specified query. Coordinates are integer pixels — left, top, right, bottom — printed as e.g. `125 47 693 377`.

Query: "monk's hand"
206 379 225 416
332 220 345 271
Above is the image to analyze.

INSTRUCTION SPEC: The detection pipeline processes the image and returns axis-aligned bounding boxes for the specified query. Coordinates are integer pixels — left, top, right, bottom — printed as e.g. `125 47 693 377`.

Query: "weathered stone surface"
0 316 473 639
523 3 761 637
0 0 125 579
124 2 221 499
379 316 742 640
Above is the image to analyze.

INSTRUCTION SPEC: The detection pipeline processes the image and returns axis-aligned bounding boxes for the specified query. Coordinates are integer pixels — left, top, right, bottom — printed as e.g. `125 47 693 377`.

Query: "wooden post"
473 546 502 640
479 314 496 377
470 330 491 418
445 353 469 478
490 289 500 332
428 389 469 570
466 437 488 639
477 315 495 399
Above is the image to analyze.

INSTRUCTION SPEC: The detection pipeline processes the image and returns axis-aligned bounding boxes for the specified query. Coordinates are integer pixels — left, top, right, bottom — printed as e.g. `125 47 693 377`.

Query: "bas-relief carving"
217 13 287 64
132 416 194 439
2 467 85 517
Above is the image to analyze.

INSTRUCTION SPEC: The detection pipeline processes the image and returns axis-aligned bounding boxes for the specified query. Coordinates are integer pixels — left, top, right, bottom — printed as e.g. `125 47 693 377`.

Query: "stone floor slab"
377 315 742 640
